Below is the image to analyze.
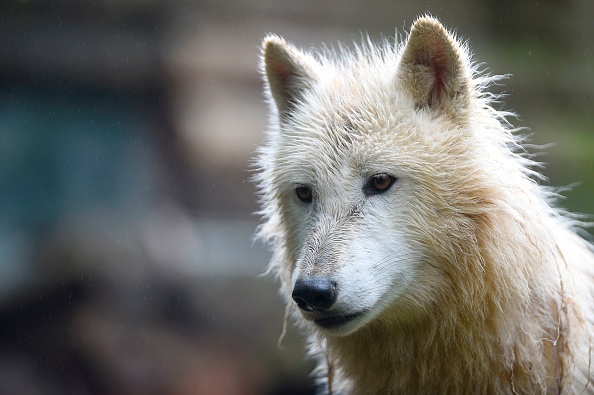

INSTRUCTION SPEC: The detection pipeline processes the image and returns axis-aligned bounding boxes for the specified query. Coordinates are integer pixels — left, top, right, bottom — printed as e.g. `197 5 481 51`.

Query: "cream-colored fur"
254 16 594 394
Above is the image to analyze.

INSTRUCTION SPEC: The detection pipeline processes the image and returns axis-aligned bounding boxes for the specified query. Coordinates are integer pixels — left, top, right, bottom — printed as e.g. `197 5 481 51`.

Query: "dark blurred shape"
0 281 101 395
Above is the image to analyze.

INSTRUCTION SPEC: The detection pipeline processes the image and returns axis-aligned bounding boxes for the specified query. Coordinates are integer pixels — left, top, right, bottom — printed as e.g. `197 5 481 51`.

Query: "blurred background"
0 0 592 394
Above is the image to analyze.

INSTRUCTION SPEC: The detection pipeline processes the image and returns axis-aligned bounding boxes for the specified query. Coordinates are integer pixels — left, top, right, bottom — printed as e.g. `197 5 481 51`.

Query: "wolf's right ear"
261 35 319 120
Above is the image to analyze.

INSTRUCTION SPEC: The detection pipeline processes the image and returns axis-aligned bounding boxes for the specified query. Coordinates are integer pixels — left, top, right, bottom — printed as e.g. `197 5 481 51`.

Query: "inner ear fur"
261 35 319 120
398 16 470 109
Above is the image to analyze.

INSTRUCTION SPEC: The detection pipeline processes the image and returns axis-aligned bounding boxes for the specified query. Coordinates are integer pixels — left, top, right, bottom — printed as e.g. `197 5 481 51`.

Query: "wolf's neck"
322 302 559 394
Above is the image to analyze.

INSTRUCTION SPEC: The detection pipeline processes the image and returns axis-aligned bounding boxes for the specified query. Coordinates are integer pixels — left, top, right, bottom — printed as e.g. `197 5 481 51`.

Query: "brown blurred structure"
0 1 592 394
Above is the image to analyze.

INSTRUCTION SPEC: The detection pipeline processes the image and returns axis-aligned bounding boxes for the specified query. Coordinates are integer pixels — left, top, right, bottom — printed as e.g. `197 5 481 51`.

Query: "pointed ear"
398 16 470 110
261 35 319 120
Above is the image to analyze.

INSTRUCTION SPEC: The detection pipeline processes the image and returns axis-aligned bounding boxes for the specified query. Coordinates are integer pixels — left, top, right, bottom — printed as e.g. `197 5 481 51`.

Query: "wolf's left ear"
398 16 470 110
261 35 319 120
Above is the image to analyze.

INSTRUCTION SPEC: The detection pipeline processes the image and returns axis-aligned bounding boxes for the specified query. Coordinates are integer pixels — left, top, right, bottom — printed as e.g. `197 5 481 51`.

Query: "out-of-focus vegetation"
0 1 592 394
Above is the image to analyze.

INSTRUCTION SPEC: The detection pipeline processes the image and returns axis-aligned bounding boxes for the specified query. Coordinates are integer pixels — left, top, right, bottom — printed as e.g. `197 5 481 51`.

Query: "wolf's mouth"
314 312 365 329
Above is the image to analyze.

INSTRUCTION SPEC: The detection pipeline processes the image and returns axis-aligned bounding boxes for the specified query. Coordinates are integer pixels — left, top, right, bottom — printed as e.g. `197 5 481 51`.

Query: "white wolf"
254 16 594 394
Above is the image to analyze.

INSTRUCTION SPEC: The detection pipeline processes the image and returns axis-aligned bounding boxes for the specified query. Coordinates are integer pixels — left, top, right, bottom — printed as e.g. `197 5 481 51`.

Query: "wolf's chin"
309 310 373 337
310 295 402 337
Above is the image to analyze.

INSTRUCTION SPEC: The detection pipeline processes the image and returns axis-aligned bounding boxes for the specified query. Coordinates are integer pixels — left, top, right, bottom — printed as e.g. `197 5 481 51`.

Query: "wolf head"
256 17 523 337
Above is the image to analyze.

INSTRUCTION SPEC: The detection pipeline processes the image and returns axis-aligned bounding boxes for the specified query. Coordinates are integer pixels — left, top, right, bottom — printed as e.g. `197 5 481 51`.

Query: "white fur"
255 16 594 394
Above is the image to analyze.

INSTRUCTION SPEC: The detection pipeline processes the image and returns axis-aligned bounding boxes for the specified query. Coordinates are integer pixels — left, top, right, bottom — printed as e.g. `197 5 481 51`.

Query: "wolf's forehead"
314 75 402 137
284 112 365 157
277 116 392 180
276 69 410 178
279 122 355 171
295 105 397 154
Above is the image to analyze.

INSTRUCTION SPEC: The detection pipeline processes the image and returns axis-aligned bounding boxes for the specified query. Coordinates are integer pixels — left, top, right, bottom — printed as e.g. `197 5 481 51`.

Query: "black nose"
292 277 337 311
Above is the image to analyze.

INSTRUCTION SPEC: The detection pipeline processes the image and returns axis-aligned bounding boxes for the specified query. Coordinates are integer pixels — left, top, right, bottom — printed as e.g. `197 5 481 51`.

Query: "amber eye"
295 186 313 203
364 174 396 196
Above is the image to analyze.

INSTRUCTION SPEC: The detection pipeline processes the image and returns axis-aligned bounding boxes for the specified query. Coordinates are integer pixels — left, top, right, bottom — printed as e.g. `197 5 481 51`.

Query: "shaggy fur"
254 16 594 394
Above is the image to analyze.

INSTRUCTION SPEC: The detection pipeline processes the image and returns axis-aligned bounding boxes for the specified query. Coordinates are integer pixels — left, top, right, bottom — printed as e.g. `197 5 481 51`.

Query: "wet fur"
254 16 594 394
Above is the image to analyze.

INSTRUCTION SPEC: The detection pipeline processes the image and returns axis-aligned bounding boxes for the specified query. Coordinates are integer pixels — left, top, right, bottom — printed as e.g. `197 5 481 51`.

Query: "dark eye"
364 174 396 196
295 186 313 203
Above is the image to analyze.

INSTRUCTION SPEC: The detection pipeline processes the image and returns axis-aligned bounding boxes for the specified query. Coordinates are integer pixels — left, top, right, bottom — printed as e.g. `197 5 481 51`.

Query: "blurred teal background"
0 1 592 394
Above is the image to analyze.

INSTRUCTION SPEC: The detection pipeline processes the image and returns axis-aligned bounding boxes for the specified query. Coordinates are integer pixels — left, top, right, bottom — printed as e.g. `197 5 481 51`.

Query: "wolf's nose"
292 277 337 311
